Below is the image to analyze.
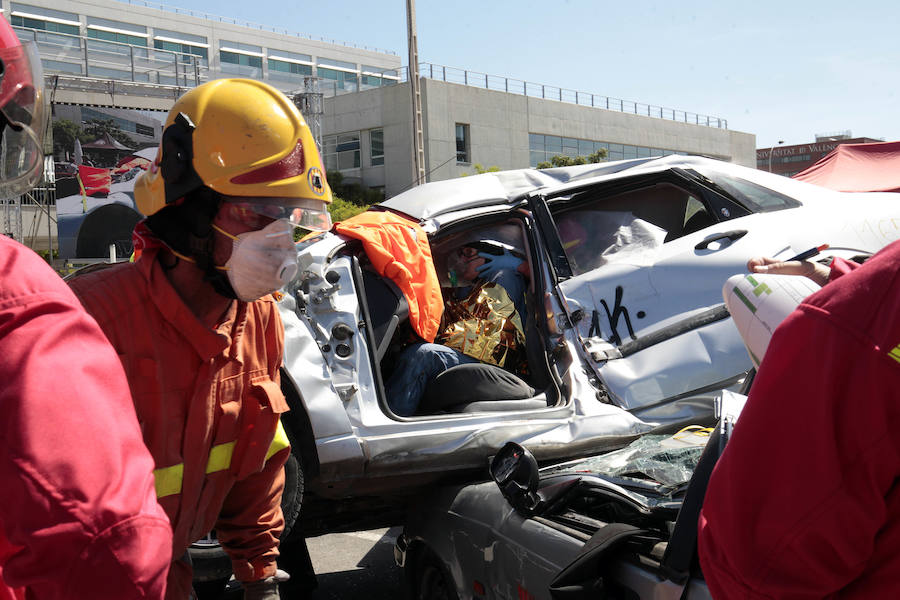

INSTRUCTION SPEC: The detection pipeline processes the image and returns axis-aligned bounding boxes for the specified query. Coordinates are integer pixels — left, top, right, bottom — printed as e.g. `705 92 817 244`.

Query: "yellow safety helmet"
135 78 332 231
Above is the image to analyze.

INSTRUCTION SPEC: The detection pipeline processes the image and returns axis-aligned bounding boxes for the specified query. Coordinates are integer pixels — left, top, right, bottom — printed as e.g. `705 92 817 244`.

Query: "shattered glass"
549 432 708 487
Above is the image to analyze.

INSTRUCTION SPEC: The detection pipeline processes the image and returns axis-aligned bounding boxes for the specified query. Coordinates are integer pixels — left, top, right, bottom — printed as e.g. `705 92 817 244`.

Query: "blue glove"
476 249 522 281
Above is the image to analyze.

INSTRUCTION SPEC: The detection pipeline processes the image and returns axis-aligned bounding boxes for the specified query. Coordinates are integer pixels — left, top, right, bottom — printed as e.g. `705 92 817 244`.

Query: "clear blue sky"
160 0 899 148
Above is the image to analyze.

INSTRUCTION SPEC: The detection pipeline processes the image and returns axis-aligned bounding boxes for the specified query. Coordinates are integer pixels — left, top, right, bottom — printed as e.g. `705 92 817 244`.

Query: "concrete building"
11 0 757 210
757 132 883 177
325 73 756 197
8 0 402 95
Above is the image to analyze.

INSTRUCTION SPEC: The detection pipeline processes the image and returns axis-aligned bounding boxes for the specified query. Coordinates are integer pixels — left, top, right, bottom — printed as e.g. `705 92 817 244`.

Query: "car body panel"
400 476 713 600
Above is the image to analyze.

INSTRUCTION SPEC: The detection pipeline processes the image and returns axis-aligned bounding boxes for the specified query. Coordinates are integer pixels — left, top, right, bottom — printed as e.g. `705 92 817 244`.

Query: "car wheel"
189 448 304 594
74 203 141 258
189 533 231 599
414 551 458 600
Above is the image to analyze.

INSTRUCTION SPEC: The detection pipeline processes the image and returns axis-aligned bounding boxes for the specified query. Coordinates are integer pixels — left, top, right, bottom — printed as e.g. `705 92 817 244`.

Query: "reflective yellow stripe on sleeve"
206 441 236 475
154 462 184 499
266 420 291 461
153 420 291 498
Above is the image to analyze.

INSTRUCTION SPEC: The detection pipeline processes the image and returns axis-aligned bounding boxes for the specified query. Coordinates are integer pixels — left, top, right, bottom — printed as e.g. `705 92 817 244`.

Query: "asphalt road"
221 527 404 600
306 528 404 599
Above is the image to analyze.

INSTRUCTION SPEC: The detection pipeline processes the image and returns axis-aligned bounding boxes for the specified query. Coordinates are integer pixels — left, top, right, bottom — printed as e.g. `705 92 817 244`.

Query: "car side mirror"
490 441 540 514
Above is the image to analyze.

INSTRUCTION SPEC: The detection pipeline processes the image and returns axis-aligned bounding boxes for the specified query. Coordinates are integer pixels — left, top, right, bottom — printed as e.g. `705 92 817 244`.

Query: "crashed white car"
274 154 900 544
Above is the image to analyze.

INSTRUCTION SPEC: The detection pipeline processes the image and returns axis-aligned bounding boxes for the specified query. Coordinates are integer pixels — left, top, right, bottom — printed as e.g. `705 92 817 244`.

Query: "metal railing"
414 63 727 129
16 27 206 87
116 0 398 56
318 63 727 129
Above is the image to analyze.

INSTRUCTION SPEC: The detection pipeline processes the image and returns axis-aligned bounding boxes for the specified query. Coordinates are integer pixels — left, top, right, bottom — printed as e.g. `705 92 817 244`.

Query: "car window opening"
360 217 562 418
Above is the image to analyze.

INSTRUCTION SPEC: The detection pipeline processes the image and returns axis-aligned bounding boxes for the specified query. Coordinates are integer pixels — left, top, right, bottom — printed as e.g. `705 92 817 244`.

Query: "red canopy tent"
792 141 900 193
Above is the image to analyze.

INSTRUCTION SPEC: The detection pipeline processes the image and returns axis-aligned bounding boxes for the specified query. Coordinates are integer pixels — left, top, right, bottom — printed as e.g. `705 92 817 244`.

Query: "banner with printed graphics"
51 103 164 258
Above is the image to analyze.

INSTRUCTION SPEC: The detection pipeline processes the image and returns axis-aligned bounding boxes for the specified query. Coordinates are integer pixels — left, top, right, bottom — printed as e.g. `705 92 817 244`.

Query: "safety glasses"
223 197 333 231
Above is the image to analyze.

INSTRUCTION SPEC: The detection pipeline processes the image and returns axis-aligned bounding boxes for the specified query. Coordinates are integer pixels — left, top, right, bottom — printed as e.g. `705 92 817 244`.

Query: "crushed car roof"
380 157 657 220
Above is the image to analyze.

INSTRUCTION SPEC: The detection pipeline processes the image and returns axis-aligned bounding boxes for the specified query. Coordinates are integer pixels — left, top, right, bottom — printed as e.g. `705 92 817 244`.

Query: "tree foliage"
464 163 501 176
52 119 86 159
328 195 370 223
326 170 385 207
536 148 608 169
293 194 371 240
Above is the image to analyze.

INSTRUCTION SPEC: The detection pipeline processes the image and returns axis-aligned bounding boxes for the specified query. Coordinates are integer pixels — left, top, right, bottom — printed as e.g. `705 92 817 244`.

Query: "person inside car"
385 236 530 416
698 244 900 598
67 78 332 600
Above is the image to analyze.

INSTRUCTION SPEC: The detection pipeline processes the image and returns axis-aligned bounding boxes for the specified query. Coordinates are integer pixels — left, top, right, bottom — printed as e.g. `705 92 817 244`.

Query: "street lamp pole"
768 140 785 173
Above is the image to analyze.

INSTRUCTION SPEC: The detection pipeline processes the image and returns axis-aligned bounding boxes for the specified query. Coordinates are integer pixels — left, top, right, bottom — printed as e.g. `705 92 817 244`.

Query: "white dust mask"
213 219 298 301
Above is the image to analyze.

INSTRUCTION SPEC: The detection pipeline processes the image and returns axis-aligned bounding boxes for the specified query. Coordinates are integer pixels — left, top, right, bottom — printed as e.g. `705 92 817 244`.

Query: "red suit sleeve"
214 304 290 583
214 444 289 582
0 240 172 599
698 297 900 597
829 256 860 281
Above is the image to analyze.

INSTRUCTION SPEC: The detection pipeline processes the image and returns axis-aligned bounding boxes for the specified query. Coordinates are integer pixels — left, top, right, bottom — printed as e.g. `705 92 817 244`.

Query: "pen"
788 243 829 262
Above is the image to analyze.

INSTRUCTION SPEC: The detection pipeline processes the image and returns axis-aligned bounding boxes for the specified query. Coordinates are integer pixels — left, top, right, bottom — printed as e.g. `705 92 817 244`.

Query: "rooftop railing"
116 0 399 56
415 63 728 129
17 27 206 87
318 63 727 129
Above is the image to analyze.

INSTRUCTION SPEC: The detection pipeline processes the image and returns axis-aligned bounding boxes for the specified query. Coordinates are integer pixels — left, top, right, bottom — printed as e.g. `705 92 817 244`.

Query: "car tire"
74 203 141 258
189 445 304 596
280 448 303 541
413 550 459 600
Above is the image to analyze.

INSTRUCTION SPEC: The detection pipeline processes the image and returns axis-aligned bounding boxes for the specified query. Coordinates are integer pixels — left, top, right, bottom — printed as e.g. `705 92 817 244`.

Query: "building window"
268 59 312 76
317 67 358 92
527 133 681 167
153 28 208 63
86 17 147 46
10 15 79 35
10 3 80 35
323 132 361 171
220 50 262 68
456 123 470 163
153 39 208 61
370 129 384 166
135 123 156 137
88 29 147 46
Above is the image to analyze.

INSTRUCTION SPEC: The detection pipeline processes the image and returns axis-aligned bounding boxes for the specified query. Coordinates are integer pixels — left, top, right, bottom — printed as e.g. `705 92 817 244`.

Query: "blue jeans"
385 268 526 417
385 343 478 416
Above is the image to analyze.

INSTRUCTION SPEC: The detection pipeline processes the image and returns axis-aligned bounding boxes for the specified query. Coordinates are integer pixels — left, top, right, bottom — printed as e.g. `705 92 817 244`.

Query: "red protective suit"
0 237 171 599
698 242 900 598
68 245 291 599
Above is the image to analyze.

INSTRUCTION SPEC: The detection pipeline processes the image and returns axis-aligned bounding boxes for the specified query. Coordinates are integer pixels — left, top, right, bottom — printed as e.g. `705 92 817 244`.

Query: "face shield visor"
0 40 47 198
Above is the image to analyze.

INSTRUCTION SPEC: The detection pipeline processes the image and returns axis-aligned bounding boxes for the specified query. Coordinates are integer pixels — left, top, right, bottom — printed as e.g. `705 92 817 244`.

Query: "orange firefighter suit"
68 245 291 599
